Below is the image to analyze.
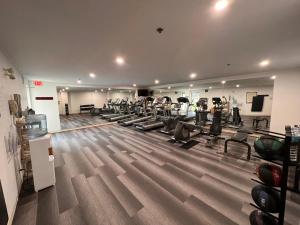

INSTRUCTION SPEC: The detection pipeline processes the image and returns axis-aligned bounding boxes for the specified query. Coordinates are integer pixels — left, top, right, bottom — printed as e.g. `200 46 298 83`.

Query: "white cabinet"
29 134 56 192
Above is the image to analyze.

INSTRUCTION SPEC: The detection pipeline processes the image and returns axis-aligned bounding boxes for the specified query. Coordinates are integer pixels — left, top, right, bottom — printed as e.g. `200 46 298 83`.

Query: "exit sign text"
33 80 43 86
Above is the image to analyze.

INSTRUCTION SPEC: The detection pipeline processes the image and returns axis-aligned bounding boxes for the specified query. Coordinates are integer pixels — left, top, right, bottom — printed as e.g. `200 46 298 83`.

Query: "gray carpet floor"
60 114 107 130
13 124 300 225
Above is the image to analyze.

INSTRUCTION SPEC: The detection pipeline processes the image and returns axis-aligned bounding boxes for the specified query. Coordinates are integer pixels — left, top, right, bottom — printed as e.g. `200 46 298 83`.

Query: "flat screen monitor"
138 89 149 96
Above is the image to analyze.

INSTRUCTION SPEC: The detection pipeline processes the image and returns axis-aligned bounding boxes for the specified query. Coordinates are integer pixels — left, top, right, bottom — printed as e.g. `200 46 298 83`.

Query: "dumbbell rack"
251 127 299 225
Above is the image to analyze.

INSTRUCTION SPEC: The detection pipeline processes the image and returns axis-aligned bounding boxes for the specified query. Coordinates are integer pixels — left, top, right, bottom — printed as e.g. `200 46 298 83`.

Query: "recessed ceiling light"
209 86 212 89
168 86 171 89
215 0 229 11
65 87 69 90
108 88 111 91
190 84 194 87
155 79 160 84
259 60 270 67
115 57 125 65
221 80 226 84
270 75 276 80
89 73 96 78
236 84 240 88
77 79 82 84
190 73 197 79
62 89 65 91
133 84 137 87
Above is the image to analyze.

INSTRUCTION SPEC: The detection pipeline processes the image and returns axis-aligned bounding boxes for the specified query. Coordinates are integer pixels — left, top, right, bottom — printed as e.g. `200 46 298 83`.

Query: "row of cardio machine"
93 96 250 157
93 96 196 131
172 97 228 146
97 96 255 161
172 96 252 159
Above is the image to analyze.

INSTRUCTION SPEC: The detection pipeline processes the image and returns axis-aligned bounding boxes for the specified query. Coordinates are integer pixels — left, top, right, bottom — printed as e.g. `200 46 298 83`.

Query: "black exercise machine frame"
224 129 252 160
250 127 299 225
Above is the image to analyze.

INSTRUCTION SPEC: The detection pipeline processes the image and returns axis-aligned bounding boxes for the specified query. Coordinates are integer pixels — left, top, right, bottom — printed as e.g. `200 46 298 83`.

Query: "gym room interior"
0 1 300 225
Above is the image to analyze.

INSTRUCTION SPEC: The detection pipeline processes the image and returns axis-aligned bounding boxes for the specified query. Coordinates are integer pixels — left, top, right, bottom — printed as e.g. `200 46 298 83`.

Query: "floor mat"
167 139 176 143
181 140 199 149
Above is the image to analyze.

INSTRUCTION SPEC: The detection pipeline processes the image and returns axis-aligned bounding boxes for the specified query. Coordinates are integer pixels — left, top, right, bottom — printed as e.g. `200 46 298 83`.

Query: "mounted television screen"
251 95 265 112
138 89 149 96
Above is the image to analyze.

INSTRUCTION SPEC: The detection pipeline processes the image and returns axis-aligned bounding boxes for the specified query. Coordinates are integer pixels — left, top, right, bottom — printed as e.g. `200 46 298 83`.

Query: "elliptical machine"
172 97 224 147
232 107 242 126
160 97 191 135
172 97 210 144
205 97 224 146
195 98 209 127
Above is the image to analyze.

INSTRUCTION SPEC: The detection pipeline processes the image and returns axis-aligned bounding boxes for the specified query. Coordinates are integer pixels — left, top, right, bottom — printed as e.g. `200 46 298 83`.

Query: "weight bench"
252 117 269 129
224 129 252 160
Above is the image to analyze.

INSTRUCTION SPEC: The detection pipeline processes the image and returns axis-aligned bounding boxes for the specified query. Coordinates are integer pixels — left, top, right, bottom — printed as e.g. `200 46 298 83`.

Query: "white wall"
28 81 61 132
154 86 273 116
270 69 300 133
67 90 134 114
57 92 69 115
200 86 273 116
68 91 107 114
0 51 27 224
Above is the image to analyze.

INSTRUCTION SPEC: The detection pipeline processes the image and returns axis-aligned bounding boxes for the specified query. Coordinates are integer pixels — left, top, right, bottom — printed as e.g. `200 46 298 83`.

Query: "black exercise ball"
251 185 280 213
256 163 282 187
249 210 278 225
254 136 284 160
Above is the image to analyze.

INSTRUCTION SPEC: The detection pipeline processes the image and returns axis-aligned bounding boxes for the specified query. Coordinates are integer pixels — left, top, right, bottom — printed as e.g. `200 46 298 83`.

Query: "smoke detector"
156 27 164 34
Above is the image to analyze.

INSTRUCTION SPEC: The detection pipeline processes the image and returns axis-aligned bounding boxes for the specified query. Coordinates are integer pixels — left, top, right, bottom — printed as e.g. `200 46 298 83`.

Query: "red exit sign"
33 80 43 86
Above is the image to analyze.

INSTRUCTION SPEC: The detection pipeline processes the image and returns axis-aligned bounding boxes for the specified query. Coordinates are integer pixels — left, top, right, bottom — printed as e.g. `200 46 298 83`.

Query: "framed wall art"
246 92 257 104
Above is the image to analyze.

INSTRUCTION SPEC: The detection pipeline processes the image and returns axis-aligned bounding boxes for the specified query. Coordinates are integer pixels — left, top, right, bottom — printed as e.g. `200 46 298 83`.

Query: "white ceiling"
154 76 275 91
57 86 132 93
0 0 300 87
58 77 274 93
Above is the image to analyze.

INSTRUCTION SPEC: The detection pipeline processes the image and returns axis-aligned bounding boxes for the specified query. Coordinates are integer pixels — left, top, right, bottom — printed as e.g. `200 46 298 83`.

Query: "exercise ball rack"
250 126 300 225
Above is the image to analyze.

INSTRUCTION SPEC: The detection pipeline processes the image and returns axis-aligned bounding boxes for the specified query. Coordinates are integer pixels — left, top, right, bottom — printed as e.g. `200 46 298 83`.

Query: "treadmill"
119 96 154 126
159 97 193 134
177 97 195 121
91 99 113 116
101 99 115 114
101 98 121 119
135 96 171 131
109 112 133 122
106 97 132 121
109 99 134 122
